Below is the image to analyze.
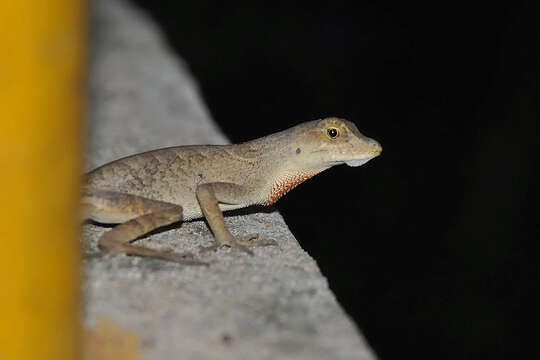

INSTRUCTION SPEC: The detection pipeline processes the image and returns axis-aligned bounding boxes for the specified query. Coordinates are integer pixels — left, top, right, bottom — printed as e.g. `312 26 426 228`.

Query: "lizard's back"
85 144 268 219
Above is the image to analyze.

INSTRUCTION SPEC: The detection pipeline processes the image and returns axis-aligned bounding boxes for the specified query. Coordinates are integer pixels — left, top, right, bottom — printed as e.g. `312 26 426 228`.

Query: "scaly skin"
83 117 382 264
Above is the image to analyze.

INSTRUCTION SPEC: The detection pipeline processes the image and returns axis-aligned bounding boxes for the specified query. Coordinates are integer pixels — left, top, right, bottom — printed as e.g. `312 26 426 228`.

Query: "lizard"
83 117 382 264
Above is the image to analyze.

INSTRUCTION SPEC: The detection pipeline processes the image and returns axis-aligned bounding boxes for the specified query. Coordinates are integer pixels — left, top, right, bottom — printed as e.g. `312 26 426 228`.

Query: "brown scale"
264 169 324 205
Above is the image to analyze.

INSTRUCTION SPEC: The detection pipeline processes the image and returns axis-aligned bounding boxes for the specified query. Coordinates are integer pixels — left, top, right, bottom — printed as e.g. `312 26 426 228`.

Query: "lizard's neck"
237 127 329 205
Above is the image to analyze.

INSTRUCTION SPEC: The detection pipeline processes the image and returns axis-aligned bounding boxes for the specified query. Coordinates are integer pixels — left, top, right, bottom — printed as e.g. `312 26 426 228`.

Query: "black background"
133 1 538 358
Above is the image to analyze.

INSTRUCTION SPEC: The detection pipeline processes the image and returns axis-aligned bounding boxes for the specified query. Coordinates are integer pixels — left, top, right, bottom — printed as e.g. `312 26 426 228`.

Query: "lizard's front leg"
196 183 277 255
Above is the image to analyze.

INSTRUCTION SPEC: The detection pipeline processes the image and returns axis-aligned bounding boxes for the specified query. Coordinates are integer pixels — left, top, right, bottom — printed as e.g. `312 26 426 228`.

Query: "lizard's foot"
114 246 208 266
155 249 209 266
199 234 278 256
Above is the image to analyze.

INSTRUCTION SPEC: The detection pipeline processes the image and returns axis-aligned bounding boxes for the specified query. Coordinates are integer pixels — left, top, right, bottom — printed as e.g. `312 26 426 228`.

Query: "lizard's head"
294 117 382 169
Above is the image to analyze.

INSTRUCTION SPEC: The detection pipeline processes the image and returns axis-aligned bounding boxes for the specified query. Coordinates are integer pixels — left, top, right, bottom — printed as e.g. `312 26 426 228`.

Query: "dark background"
133 1 538 358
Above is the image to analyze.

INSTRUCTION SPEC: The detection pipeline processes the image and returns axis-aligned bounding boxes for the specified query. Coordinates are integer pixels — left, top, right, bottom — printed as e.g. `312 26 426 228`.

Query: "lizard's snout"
361 137 382 156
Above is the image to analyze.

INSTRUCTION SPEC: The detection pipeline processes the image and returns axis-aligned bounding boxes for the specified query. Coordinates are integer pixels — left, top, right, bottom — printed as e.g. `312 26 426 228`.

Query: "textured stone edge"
84 1 376 359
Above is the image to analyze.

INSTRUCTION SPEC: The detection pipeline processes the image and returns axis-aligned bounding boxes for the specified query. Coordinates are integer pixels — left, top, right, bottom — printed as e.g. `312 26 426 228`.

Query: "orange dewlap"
264 170 324 205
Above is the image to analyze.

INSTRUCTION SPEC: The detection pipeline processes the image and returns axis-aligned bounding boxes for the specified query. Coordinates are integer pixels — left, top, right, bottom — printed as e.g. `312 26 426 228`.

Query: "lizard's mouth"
344 155 379 167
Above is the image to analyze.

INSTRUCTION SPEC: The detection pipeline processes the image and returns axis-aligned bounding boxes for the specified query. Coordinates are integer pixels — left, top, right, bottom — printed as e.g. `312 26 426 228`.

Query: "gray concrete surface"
84 0 376 359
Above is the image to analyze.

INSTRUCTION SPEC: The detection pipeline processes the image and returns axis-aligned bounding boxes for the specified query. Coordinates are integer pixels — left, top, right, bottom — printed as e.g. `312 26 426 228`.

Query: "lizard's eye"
327 128 339 139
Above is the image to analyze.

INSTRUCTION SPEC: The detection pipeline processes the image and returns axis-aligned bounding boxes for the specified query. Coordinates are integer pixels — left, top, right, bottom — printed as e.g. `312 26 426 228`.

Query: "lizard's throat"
263 169 325 206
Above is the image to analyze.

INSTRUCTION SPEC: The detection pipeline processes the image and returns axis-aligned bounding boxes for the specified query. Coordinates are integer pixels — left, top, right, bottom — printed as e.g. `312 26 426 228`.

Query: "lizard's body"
83 118 381 264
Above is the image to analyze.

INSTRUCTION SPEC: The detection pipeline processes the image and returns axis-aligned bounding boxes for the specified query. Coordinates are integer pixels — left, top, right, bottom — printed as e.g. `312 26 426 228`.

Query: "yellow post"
0 1 85 359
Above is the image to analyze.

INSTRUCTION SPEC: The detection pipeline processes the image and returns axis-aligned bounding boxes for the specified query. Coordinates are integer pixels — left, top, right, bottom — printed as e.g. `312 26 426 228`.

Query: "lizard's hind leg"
84 190 207 265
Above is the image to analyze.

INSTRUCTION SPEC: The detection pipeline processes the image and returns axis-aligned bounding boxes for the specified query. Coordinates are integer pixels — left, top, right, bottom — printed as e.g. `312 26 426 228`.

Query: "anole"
83 118 382 264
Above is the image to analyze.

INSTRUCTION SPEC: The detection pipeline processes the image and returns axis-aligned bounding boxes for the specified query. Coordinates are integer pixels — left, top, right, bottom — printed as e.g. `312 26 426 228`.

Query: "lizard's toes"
234 234 277 247
163 249 195 258
231 243 254 256
256 238 278 247
198 242 254 256
235 233 259 242
198 244 221 254
160 250 208 266
198 233 277 257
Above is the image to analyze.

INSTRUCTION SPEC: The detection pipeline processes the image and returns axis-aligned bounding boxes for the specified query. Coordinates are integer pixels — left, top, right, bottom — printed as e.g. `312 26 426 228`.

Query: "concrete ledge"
84 1 375 359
